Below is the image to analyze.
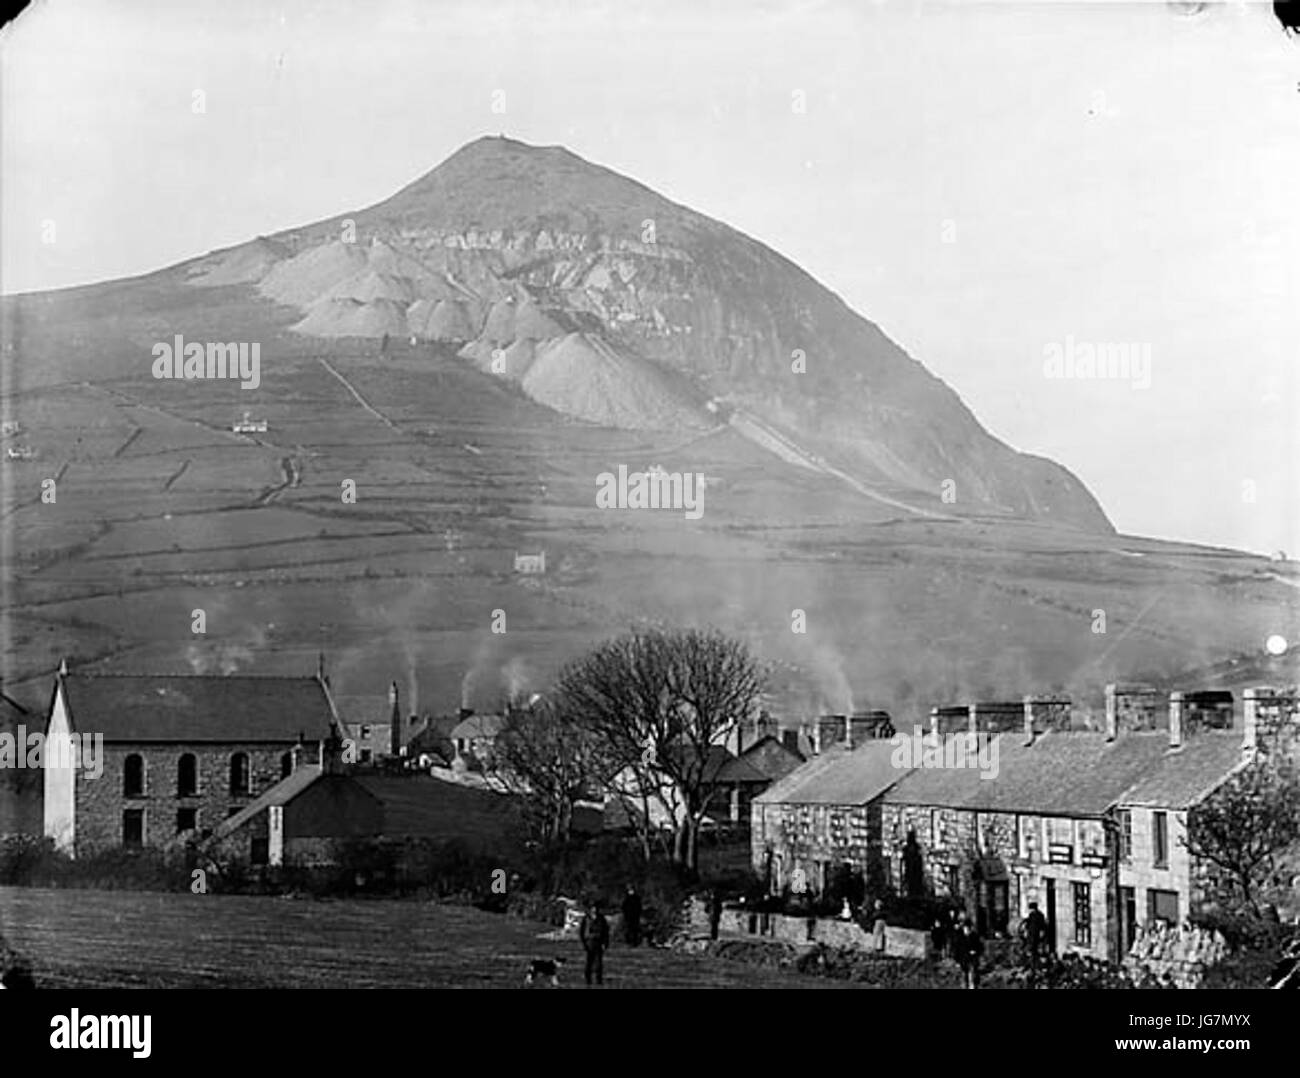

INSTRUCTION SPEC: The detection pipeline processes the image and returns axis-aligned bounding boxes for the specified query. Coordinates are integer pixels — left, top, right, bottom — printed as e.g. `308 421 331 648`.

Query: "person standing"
621 884 643 947
708 888 724 941
930 915 948 962
579 899 610 986
871 899 887 954
1021 901 1047 977
955 915 983 989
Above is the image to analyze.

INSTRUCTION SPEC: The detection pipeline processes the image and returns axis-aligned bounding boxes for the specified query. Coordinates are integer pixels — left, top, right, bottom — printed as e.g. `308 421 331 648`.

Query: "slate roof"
214 765 327 836
710 752 769 785
754 741 906 806
57 674 336 743
354 774 515 840
449 713 508 742
1116 732 1246 809
883 731 1179 817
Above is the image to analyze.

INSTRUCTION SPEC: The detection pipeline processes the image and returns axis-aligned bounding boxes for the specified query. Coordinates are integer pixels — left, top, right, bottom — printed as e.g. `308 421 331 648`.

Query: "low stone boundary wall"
1124 922 1229 989
690 897 929 958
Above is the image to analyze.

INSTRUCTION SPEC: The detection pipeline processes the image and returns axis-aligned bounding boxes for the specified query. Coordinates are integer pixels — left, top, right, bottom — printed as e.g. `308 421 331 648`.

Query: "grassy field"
0 886 855 989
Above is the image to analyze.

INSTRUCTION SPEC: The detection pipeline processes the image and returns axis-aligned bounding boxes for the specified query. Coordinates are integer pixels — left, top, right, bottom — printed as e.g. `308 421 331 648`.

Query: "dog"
524 957 566 987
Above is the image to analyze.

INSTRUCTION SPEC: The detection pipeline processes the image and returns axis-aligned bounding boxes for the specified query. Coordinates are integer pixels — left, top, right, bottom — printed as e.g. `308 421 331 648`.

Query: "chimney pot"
1169 691 1185 749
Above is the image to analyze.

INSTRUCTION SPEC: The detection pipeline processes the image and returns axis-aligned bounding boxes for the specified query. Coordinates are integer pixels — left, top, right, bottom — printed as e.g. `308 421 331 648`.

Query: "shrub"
0 834 65 886
0 931 35 989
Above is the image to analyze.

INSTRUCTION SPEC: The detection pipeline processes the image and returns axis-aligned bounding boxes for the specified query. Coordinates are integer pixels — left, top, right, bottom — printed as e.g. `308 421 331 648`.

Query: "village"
3 635 1296 990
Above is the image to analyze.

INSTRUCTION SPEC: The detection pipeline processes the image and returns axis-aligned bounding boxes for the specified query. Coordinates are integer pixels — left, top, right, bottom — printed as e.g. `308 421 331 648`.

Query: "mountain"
190 136 1111 529
2 136 1293 725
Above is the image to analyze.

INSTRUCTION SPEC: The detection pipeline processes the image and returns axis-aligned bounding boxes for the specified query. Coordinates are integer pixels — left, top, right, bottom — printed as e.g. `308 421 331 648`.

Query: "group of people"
575 884 645 987
930 907 989 989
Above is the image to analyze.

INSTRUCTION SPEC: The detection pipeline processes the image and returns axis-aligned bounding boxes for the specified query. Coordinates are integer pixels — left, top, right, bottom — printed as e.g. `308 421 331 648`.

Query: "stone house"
42 664 338 856
211 734 383 866
750 740 905 897
449 711 508 771
605 743 768 831
1114 685 1300 950
881 726 1172 958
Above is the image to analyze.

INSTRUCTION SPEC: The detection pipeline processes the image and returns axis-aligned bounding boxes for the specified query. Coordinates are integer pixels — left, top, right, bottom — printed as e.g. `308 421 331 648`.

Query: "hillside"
0 137 1295 727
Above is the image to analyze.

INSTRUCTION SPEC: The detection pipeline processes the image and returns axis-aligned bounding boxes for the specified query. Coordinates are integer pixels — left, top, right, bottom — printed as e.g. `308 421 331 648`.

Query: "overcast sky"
2 0 1296 554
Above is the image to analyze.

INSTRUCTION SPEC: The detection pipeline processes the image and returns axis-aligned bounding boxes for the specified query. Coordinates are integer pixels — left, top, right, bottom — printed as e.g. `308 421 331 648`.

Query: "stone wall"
750 801 877 891
702 899 930 958
1245 687 1300 762
1024 695 1072 737
74 742 298 854
1105 684 1162 735
1124 921 1229 988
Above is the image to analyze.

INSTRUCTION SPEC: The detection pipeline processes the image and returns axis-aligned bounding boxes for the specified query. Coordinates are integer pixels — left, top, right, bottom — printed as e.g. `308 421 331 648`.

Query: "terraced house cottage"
43 663 338 856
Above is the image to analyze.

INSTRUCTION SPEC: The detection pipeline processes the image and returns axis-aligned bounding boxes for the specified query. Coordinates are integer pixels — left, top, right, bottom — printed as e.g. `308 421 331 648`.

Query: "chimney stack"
1168 691 1185 750
319 724 346 775
1104 683 1118 741
1023 696 1036 746
844 713 853 751
1242 687 1260 762
389 681 401 758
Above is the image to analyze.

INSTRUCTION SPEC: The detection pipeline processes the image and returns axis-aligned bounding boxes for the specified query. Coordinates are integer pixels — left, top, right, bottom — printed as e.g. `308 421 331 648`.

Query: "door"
1121 887 1137 951
987 881 1009 936
1044 877 1057 952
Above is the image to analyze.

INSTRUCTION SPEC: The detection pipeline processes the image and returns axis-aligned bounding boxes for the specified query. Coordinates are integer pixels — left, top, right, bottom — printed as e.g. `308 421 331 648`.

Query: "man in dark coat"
579 899 610 986
1021 901 1048 975
621 884 643 947
954 915 984 989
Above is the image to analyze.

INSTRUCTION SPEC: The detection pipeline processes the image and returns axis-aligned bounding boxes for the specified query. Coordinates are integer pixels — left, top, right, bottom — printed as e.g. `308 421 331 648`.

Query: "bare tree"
1184 755 1300 916
555 626 765 871
493 698 608 844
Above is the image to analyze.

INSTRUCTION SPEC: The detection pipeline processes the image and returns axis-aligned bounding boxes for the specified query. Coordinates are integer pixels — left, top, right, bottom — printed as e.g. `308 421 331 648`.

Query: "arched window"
229 752 250 797
280 752 293 780
123 754 145 798
177 753 198 797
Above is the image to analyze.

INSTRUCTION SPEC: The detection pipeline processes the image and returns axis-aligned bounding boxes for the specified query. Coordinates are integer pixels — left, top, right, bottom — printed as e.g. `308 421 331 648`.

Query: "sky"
2 0 1297 554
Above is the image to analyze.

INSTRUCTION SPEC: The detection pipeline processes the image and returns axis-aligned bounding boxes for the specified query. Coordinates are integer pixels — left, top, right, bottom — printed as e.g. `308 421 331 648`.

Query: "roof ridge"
63 672 321 681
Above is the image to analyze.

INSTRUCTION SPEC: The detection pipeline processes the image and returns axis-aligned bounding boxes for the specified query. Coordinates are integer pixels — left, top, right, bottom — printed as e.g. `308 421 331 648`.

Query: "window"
1148 888 1179 926
123 754 145 798
360 749 372 764
1118 810 1133 862
250 836 269 866
123 809 144 848
360 725 371 739
1072 882 1092 947
229 752 251 797
280 752 293 780
1018 815 1037 860
177 753 197 797
946 864 961 898
1153 811 1168 868
176 808 197 834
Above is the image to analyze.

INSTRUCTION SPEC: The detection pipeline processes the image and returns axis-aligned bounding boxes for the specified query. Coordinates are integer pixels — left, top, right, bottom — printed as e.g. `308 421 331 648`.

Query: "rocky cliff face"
190 136 1112 530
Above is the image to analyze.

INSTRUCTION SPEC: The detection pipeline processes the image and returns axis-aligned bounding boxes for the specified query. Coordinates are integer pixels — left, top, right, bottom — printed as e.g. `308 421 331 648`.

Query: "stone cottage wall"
75 742 296 853
1124 921 1229 988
